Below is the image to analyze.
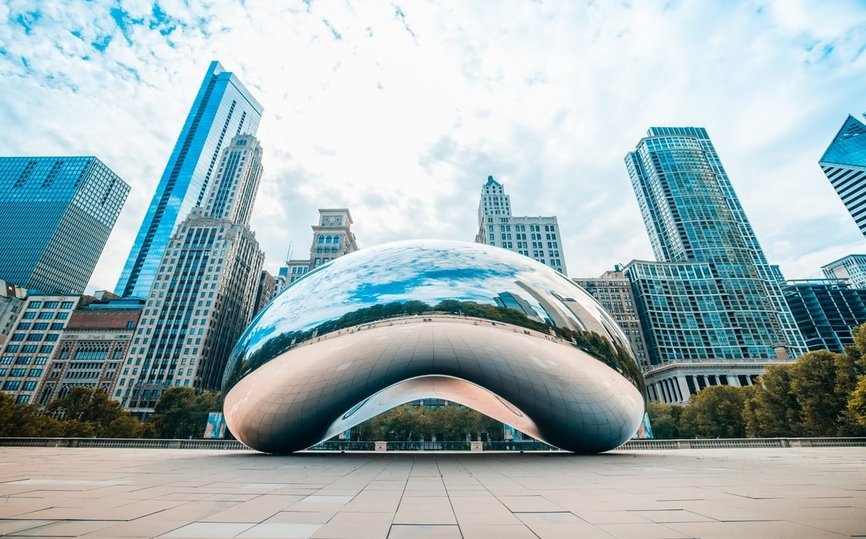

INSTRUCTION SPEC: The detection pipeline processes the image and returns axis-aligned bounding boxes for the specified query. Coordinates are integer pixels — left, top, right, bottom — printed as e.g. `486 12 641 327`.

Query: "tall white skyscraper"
475 176 567 274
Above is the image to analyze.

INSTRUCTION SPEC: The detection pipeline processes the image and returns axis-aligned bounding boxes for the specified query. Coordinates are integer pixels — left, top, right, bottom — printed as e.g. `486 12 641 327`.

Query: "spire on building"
475 176 567 275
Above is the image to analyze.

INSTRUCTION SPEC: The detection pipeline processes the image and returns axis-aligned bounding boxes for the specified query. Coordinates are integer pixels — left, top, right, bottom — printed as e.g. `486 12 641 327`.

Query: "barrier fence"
0 437 864 451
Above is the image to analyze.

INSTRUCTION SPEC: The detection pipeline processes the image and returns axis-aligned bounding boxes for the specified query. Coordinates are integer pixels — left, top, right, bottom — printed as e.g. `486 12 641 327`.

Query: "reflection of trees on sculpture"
355 403 504 442
225 299 646 396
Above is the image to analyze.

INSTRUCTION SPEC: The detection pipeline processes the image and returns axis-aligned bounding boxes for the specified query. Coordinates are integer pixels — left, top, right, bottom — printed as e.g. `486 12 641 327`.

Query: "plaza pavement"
0 447 864 538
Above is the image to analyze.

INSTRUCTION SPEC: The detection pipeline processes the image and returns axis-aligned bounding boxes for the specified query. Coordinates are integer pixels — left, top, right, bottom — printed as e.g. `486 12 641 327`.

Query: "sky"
1 0 865 293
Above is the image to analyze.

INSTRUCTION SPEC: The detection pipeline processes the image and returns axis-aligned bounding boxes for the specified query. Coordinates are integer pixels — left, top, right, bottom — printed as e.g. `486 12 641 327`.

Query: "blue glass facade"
625 127 806 366
783 279 866 353
116 61 262 298
0 157 129 294
820 115 866 237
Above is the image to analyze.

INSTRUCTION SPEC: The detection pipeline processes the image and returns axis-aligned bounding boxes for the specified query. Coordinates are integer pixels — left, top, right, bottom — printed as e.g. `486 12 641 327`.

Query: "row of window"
22 311 69 320
2 380 37 391
26 301 75 309
0 368 42 378
0 356 48 365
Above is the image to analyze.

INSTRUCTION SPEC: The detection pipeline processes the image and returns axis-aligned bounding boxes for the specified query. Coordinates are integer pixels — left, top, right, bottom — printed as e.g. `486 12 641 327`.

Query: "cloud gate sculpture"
222 240 646 454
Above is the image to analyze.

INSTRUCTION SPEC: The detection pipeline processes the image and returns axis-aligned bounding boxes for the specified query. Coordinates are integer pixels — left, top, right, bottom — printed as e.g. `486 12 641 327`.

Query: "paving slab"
0 447 862 538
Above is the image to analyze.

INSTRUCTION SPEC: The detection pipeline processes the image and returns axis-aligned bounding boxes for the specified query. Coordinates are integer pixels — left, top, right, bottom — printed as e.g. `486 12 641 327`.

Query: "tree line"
354 403 504 442
648 324 866 438
0 387 219 439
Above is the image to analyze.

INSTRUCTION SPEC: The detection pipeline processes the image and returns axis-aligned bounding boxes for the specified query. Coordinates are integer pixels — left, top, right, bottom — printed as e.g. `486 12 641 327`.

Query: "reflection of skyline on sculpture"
224 240 634 386
222 240 646 454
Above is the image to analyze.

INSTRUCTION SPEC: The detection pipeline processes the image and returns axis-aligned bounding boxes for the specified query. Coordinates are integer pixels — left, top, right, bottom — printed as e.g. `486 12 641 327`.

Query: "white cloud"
0 0 864 292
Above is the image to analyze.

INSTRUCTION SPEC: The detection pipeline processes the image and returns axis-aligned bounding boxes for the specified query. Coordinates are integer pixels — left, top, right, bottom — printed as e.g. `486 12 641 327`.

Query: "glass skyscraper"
820 114 866 237
783 279 866 354
116 61 262 298
624 127 806 402
0 157 129 294
119 135 265 413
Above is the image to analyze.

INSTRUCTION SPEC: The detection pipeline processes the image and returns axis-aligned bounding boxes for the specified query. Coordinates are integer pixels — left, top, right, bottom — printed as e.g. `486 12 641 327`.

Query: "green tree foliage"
45 388 137 437
147 388 219 439
0 392 63 436
645 401 682 439
743 365 802 437
849 323 866 370
355 403 504 441
0 388 144 438
678 385 749 438
848 376 866 431
789 351 856 436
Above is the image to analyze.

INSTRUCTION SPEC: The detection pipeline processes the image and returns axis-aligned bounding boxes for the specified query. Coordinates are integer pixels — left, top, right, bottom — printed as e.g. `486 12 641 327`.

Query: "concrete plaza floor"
0 447 864 538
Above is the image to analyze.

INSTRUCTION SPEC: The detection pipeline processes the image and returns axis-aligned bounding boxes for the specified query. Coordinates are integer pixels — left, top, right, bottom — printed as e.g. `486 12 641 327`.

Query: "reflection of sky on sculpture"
228 240 630 373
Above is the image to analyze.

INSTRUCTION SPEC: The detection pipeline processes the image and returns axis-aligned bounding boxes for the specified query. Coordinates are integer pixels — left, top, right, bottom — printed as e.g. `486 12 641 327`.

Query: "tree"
645 401 682 439
45 388 132 436
148 388 219 439
849 323 866 370
789 351 852 436
0 392 97 437
354 403 504 441
743 365 801 437
678 385 748 438
103 414 145 438
847 376 866 432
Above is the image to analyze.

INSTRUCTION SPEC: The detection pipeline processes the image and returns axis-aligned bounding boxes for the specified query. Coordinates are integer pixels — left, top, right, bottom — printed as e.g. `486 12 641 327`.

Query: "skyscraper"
822 254 866 289
783 279 866 354
119 135 265 413
476 176 567 274
0 157 129 294
819 114 866 237
253 270 276 315
116 61 262 298
573 267 650 368
0 293 83 404
624 127 806 402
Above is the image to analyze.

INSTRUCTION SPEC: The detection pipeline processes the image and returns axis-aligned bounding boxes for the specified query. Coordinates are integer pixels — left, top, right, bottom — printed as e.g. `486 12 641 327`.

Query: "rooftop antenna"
285 243 293 265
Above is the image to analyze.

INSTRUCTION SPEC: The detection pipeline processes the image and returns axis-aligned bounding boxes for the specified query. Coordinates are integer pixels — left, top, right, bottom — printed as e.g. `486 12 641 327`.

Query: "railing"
384 440 471 451
0 437 864 451
308 440 376 451
0 437 248 450
618 437 866 449
484 440 559 451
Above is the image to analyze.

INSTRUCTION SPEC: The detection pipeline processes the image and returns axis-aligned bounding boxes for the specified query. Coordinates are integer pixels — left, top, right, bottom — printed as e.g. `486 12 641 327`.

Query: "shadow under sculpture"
222 240 646 454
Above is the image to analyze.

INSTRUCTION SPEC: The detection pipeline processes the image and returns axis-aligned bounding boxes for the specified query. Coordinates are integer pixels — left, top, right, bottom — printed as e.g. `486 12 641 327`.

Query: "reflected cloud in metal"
223 240 646 453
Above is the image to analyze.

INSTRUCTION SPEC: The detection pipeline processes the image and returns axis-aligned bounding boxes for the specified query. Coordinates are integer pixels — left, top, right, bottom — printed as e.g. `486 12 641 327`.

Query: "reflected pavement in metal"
223 240 646 453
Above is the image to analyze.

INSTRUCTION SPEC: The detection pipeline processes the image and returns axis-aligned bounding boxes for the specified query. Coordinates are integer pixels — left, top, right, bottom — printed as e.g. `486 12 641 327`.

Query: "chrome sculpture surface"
222 240 646 453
